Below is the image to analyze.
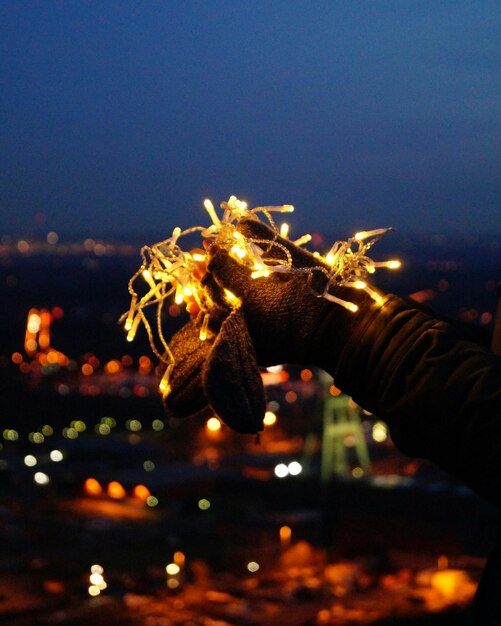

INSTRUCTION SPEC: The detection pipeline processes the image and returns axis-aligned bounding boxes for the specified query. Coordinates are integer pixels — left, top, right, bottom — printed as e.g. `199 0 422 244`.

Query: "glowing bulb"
387 259 401 269
263 411 277 426
353 280 366 289
224 288 238 303
126 314 141 342
230 244 247 259
142 269 156 289
206 417 221 432
203 198 221 227
280 223 290 238
199 313 210 341
171 226 182 245
293 234 312 246
159 364 173 397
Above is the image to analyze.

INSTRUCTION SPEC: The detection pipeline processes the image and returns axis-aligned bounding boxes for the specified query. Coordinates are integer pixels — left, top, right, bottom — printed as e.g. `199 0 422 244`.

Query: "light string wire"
120 195 401 397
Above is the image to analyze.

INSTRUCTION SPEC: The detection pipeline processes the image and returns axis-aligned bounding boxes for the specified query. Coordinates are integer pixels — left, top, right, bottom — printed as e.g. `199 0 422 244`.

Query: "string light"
122 195 401 398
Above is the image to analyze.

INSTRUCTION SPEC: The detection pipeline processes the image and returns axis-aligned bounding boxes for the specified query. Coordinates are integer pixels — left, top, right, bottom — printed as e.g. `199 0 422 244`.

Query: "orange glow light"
11 352 23 364
133 484 151 500
108 481 126 499
81 363 94 376
300 368 313 382
105 359 121 375
173 551 185 567
280 525 292 542
84 477 103 496
329 384 341 397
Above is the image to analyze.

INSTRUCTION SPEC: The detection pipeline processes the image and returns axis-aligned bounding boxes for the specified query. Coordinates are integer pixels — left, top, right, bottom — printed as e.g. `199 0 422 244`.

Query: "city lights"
88 564 107 597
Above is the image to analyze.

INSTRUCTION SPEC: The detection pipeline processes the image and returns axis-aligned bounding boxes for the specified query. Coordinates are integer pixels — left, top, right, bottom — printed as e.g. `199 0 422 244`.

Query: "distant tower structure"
303 372 372 481
320 389 372 481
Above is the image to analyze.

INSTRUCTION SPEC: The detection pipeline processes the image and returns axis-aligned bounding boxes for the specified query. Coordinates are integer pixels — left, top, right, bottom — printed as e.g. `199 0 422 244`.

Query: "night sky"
1 1 500 239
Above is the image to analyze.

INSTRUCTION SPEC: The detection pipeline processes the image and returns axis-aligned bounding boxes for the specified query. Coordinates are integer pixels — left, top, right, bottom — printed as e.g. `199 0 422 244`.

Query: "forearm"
320 294 501 506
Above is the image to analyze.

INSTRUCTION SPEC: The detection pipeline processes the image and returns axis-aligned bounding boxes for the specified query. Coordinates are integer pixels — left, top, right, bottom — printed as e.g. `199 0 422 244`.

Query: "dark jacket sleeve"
329 294 501 508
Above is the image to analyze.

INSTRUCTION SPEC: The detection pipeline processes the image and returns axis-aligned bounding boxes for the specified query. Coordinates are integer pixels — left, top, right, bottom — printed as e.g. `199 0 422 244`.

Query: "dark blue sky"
1 1 500 238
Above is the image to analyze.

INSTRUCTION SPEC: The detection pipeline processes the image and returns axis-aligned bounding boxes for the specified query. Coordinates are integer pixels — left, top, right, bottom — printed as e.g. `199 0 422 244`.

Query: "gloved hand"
204 217 363 368
163 217 372 434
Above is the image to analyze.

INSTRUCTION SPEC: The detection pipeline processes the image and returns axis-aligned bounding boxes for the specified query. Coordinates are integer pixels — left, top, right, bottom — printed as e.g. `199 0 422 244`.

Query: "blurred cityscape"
1 230 500 625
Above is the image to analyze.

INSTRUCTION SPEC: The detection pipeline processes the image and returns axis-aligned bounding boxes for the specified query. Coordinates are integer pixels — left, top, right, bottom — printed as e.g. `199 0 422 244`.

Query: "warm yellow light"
346 302 359 313
159 378 171 397
372 421 388 442
293 234 312 246
166 563 181 576
27 313 41 334
174 551 185 566
126 314 141 342
263 411 277 426
353 280 366 289
192 253 205 262
206 417 221 432
90 573 104 586
203 198 221 226
230 244 247 259
387 259 401 269
325 252 335 265
280 223 290 238
142 269 156 289
199 313 210 341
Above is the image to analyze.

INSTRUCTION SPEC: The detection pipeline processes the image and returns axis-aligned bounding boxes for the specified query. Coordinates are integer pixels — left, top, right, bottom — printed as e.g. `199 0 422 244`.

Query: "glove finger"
203 309 266 434
162 319 213 419
205 249 254 298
